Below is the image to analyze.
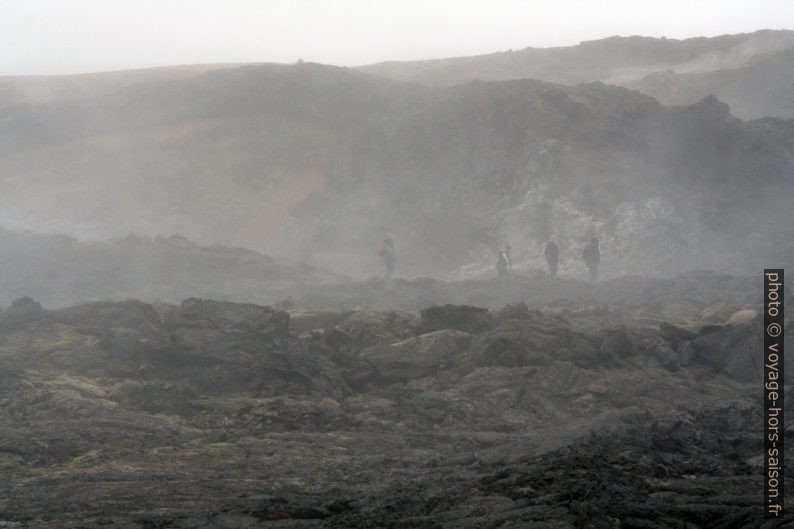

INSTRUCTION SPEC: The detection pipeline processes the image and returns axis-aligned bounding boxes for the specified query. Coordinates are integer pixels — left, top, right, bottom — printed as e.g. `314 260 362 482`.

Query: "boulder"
659 322 696 342
0 297 44 330
288 309 353 333
111 381 197 415
407 390 455 424
698 303 744 324
725 309 757 326
652 342 680 371
469 313 597 368
178 298 289 338
677 340 695 367
470 332 543 368
691 321 764 382
420 305 493 334
598 326 634 360
393 329 472 360
52 300 161 329
357 344 445 382
336 310 417 347
496 302 533 321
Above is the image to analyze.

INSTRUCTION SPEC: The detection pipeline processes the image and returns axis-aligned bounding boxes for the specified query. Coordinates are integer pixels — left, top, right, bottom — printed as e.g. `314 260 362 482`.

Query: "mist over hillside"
625 46 794 119
0 229 344 307
1 59 792 278
360 30 794 119
3 14 794 527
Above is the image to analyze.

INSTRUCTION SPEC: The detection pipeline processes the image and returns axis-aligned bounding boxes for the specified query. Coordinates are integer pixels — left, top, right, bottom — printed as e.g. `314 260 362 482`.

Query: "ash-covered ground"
0 273 790 528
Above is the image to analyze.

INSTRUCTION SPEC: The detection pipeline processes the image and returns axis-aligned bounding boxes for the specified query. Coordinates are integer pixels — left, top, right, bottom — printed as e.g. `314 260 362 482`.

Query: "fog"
2 4 792 293
1 49 793 292
2 4 794 527
3 0 794 75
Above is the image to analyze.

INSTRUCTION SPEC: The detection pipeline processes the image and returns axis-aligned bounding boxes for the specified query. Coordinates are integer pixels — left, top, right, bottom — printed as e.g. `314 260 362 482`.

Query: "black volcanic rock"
420 304 493 334
178 297 290 337
0 296 44 330
691 320 766 383
52 300 162 329
0 277 782 527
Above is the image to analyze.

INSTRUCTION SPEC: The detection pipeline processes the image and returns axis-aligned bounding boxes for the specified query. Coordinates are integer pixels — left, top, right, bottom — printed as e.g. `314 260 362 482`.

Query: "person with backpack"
582 236 600 283
544 234 559 278
496 244 512 278
379 233 396 280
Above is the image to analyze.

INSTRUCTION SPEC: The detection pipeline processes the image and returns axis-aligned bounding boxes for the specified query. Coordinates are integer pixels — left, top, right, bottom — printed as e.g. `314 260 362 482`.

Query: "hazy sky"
2 0 793 75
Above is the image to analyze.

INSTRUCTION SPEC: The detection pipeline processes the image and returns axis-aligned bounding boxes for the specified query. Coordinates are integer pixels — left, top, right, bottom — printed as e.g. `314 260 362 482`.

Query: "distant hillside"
625 47 794 119
359 30 794 84
0 229 345 307
1 62 792 278
0 63 245 108
358 30 794 119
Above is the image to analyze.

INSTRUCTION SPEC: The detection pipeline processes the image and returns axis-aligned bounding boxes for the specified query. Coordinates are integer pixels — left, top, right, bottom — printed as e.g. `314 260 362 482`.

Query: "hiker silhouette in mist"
496 244 513 278
379 233 396 280
544 234 559 278
582 236 600 283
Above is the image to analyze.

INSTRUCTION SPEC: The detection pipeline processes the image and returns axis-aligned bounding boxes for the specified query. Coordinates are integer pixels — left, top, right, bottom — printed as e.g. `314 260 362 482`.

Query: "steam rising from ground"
1 32 793 283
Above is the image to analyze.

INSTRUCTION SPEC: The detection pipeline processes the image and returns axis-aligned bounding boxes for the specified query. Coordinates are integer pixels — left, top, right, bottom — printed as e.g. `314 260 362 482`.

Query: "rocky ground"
0 274 791 528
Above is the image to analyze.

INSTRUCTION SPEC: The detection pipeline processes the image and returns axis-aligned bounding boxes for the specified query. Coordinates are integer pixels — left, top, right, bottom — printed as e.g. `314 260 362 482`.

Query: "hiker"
496 245 512 278
582 236 600 283
379 233 396 280
544 234 559 278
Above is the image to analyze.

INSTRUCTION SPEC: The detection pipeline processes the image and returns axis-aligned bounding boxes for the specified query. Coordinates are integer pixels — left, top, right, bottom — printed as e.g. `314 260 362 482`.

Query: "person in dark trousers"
544 234 559 278
379 233 396 280
496 245 513 278
582 236 600 283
